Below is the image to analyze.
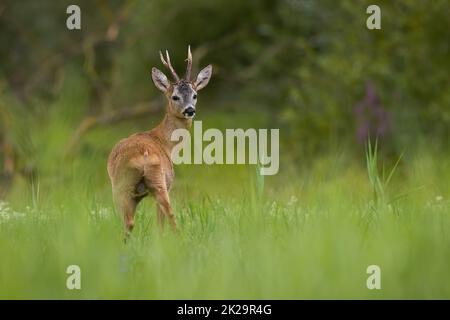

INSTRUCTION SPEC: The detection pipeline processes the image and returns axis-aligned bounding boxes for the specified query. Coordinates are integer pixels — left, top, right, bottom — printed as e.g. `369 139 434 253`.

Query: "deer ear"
152 67 170 92
194 65 212 91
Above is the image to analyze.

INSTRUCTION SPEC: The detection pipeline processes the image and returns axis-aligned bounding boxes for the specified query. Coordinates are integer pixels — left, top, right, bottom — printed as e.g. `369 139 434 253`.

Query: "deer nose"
183 106 196 118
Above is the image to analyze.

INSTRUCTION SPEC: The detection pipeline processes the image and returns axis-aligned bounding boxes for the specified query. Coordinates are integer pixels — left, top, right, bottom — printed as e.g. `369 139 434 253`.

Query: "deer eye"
193 94 197 99
172 96 180 101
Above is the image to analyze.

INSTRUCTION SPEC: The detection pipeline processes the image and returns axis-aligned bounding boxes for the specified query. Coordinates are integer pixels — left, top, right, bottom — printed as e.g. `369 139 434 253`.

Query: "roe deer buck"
107 46 212 238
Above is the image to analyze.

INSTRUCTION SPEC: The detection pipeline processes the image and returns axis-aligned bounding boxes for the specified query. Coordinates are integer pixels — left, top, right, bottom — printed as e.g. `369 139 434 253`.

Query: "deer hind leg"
154 189 176 232
156 204 165 232
112 187 138 240
143 168 176 232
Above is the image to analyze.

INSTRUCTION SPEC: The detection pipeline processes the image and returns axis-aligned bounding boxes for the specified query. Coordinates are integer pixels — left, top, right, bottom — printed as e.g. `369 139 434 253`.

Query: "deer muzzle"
182 106 196 118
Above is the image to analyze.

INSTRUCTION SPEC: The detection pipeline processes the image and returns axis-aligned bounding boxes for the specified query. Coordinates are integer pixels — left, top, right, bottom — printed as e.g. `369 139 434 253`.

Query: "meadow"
0 0 448 300
1 104 449 299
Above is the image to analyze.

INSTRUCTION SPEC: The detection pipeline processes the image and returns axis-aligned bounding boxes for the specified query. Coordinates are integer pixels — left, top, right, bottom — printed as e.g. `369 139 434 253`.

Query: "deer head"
151 46 212 119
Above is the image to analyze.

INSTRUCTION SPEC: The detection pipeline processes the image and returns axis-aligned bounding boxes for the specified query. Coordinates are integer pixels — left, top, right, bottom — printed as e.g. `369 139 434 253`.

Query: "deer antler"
185 45 193 81
159 50 180 82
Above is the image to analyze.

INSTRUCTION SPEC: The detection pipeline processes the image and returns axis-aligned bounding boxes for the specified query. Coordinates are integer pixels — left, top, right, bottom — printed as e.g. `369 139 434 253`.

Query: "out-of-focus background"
1 0 448 197
0 0 449 299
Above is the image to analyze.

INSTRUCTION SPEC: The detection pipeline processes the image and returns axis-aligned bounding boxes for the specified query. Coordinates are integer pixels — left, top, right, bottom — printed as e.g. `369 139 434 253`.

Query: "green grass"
1 94 449 299
1 141 449 299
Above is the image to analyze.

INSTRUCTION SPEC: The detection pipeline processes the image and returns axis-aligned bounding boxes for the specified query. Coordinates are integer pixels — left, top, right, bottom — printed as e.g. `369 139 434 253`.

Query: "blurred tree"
0 0 448 191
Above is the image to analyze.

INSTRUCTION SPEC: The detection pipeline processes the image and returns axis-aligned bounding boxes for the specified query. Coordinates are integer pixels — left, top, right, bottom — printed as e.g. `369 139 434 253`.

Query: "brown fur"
107 114 192 235
107 47 211 239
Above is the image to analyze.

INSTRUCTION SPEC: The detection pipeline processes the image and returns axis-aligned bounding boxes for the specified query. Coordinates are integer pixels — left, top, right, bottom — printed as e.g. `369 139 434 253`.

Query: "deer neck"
151 111 192 154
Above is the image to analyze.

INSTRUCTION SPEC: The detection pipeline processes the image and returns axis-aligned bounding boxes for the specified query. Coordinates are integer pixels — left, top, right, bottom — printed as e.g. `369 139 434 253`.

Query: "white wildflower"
287 195 299 206
0 200 26 223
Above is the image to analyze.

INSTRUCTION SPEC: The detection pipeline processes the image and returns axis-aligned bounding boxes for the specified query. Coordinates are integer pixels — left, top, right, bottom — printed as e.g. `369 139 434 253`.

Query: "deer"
107 46 212 239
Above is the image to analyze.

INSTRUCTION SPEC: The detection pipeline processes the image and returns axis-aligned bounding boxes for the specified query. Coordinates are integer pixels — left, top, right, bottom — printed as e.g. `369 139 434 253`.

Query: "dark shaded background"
0 0 449 196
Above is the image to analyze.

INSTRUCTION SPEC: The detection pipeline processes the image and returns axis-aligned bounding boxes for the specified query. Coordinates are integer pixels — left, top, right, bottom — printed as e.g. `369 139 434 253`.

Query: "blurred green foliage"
0 0 449 188
0 1 449 299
